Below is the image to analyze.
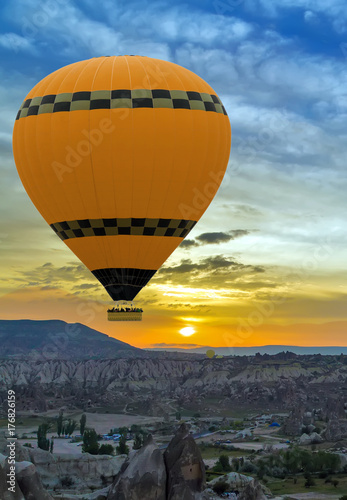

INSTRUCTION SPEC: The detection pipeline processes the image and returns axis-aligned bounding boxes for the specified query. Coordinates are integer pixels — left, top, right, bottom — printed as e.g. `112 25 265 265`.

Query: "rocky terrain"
1 319 347 422
1 350 347 414
0 424 270 500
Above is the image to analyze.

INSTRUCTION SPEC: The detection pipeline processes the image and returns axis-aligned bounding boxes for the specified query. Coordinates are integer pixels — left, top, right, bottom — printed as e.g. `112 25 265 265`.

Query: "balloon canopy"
13 56 231 302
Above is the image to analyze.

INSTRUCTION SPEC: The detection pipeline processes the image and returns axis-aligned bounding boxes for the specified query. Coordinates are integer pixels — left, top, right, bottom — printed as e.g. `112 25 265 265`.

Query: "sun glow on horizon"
179 326 196 337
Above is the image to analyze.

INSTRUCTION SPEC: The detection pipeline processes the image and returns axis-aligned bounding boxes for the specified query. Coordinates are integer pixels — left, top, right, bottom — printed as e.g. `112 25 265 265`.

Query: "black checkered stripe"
51 217 197 241
16 89 227 120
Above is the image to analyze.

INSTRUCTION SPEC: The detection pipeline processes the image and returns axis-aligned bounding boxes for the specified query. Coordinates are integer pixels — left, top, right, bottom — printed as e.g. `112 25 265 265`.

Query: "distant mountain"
148 344 347 356
0 319 142 360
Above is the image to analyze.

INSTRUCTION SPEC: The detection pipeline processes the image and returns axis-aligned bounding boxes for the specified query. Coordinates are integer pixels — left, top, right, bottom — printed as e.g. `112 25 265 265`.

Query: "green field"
199 444 252 460
267 474 347 496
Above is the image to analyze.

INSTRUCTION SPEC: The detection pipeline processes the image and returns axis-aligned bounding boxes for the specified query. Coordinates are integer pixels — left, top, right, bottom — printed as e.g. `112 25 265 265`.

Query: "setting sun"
179 326 196 337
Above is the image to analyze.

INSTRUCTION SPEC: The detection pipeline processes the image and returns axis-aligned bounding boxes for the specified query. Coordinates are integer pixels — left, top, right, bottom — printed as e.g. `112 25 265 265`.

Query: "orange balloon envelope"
13 56 231 301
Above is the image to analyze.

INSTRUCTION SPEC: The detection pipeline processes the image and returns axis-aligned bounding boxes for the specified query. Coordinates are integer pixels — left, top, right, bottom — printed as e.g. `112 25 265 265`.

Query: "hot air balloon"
12 56 231 321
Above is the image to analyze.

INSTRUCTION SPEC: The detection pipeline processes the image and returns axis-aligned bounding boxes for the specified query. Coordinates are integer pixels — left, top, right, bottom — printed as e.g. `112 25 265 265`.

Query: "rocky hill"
0 425 267 499
0 319 142 360
1 320 347 414
1 350 347 413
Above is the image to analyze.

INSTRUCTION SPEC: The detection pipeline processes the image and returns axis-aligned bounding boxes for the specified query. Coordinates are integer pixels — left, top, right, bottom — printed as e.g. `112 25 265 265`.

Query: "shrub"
271 466 287 479
98 444 114 456
212 480 229 495
305 476 315 488
61 476 74 488
240 462 258 474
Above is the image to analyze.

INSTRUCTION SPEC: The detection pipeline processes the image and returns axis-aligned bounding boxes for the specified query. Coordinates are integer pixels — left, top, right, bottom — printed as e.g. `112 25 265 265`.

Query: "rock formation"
16 460 54 500
281 406 304 436
107 435 166 500
107 425 206 500
0 453 24 500
27 446 124 491
299 432 323 445
0 451 54 500
164 423 206 500
324 415 343 442
1 352 346 413
238 478 266 500
0 434 124 495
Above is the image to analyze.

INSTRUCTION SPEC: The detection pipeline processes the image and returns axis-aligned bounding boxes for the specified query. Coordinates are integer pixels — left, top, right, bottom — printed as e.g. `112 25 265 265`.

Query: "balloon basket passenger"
107 303 143 321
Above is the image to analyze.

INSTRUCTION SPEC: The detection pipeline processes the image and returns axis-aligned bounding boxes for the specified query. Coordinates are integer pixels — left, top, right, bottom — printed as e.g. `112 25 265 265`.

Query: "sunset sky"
1 0 347 349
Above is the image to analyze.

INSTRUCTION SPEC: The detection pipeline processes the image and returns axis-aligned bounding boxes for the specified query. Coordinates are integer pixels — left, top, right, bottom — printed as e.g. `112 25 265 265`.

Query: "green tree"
65 419 77 437
80 414 87 436
257 459 266 480
98 444 114 455
57 411 63 437
231 458 239 472
50 439 54 454
176 411 181 421
37 423 50 451
133 433 143 450
119 427 128 438
304 473 315 488
116 434 129 455
216 454 231 472
130 424 141 434
82 429 100 455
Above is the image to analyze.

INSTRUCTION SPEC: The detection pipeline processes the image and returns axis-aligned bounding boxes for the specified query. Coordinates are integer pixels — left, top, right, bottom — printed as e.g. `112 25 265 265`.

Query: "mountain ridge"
0 319 142 360
148 344 347 356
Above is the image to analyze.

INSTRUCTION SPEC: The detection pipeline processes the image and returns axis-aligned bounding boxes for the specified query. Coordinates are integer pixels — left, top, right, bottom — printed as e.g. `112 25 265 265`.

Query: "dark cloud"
159 255 260 275
151 343 202 348
154 254 270 292
73 283 100 290
9 261 98 297
159 302 211 311
180 230 251 249
252 266 266 273
197 230 250 244
179 239 198 248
